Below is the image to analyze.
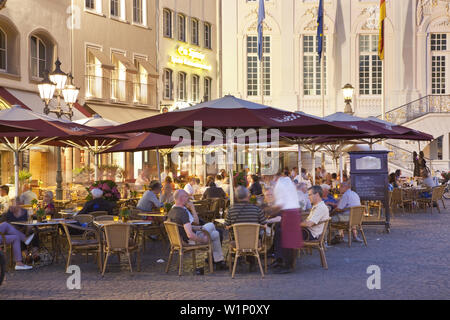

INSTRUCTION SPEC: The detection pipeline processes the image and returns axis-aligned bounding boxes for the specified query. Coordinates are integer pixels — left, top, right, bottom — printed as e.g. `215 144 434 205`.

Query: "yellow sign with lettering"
170 46 211 71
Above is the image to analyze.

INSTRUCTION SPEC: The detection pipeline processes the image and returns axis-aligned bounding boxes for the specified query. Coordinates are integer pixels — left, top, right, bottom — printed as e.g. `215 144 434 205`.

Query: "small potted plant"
31 199 39 210
36 207 45 222
120 207 131 223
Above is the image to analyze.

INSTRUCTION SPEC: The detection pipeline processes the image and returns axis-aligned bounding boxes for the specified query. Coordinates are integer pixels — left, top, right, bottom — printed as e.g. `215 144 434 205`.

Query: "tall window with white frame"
30 35 46 79
303 35 327 96
86 50 103 98
133 0 144 25
191 19 199 46
85 0 95 10
0 29 6 72
192 75 199 102
178 14 186 42
163 9 172 38
163 68 173 100
204 22 211 49
178 72 187 101
247 35 270 97
204 77 212 102
359 34 382 96
431 33 448 95
134 60 148 104
110 0 119 17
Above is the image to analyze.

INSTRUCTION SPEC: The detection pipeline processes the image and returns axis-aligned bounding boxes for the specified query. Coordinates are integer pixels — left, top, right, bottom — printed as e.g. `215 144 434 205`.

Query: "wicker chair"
228 223 266 279
0 233 14 270
417 186 445 214
74 214 94 226
102 224 141 276
164 221 213 276
390 188 408 214
329 206 368 247
301 219 331 269
61 223 102 272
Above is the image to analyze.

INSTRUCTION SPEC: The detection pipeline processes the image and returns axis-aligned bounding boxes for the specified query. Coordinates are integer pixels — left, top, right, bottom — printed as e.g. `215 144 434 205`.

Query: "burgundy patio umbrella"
0 105 119 197
0 120 36 133
98 95 365 202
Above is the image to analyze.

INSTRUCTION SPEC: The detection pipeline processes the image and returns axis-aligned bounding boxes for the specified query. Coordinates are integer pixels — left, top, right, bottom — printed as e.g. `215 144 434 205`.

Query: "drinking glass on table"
113 216 119 222
46 215 52 222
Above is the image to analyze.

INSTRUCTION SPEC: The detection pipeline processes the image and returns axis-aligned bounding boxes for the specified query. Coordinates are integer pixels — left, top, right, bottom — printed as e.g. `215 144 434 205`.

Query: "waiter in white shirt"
183 177 196 198
270 171 303 274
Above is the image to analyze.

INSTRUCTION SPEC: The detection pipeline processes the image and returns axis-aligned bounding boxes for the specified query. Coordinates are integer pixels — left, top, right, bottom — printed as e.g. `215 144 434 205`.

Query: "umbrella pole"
202 150 207 185
156 147 161 182
14 137 20 198
297 143 302 174
228 145 235 206
94 140 99 181
312 150 316 185
339 141 344 183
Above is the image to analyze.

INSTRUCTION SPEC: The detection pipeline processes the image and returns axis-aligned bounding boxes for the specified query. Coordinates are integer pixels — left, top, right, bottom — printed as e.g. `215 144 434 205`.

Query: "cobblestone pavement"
1 202 449 300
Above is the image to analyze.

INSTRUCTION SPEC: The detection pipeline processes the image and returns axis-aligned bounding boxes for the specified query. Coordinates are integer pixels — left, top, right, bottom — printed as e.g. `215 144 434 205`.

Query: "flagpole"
261 48 264 105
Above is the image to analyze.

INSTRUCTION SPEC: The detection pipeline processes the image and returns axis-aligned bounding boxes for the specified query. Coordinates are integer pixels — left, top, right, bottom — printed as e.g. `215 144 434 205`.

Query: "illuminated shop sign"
170 46 212 71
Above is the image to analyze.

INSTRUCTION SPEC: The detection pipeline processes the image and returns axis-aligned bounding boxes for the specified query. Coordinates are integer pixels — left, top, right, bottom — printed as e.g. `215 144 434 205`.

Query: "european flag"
258 0 266 61
317 0 324 61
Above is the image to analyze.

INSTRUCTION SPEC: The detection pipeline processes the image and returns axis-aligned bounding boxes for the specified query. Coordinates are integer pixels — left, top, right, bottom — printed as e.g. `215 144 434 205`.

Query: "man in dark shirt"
168 189 225 269
202 182 226 200
78 188 114 215
225 186 267 227
248 175 263 196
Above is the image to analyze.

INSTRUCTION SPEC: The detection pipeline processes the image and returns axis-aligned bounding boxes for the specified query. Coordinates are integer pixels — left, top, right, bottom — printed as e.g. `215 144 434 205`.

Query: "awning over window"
135 58 159 78
0 86 90 120
86 103 159 124
112 53 138 74
87 48 115 70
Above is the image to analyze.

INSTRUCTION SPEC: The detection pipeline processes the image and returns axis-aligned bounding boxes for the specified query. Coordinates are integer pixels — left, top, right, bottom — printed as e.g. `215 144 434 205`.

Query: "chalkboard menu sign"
349 151 390 232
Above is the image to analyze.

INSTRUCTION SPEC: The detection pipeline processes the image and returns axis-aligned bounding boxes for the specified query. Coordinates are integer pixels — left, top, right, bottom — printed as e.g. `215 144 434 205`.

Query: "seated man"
168 189 226 270
78 188 114 215
202 182 226 200
320 184 338 211
224 186 267 227
136 181 163 212
296 182 312 211
0 185 10 214
0 222 35 270
183 177 197 198
19 184 37 205
301 186 330 241
330 181 362 244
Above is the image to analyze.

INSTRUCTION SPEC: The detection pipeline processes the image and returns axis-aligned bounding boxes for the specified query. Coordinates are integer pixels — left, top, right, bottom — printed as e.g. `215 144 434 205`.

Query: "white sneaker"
24 233 35 246
15 264 33 271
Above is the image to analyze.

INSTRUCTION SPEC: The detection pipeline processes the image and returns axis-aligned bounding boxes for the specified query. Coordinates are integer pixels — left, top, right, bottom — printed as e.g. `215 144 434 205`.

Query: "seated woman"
201 182 226 200
420 170 437 198
43 191 56 218
388 173 399 191
0 221 35 270
4 199 41 263
249 175 263 196
160 177 175 204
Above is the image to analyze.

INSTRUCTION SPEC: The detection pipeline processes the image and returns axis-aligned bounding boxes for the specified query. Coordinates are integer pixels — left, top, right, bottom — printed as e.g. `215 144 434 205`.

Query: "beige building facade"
157 0 219 112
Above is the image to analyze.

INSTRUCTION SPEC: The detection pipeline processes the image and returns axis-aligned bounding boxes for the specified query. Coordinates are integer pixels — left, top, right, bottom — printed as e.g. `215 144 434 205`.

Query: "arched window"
204 77 212 102
191 18 199 46
30 35 46 79
246 35 270 97
192 75 199 102
163 9 172 38
177 72 187 101
204 22 211 49
302 35 326 96
178 14 186 42
163 68 173 100
430 33 449 95
0 28 6 72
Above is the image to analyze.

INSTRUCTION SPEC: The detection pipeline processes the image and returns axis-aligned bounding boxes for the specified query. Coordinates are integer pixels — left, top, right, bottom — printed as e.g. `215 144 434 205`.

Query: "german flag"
378 0 386 60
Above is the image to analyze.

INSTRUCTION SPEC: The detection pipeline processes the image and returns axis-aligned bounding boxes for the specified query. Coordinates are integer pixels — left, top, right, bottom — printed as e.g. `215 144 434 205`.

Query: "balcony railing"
380 95 450 125
85 75 152 106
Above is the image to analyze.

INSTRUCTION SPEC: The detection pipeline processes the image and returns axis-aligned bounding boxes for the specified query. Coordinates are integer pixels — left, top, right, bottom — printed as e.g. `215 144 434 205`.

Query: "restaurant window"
303 35 327 96
359 34 382 96
163 68 173 100
133 0 144 25
30 35 46 79
247 35 270 97
163 9 172 38
178 14 186 42
192 75 199 103
178 72 187 101
0 28 6 72
191 18 199 46
204 77 212 102
204 22 211 49
431 33 448 95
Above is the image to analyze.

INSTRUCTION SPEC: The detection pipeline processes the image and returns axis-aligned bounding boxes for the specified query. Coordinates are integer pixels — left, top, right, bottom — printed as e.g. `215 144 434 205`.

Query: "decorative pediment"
302 6 329 31
417 0 450 26
359 5 380 31
247 21 272 32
